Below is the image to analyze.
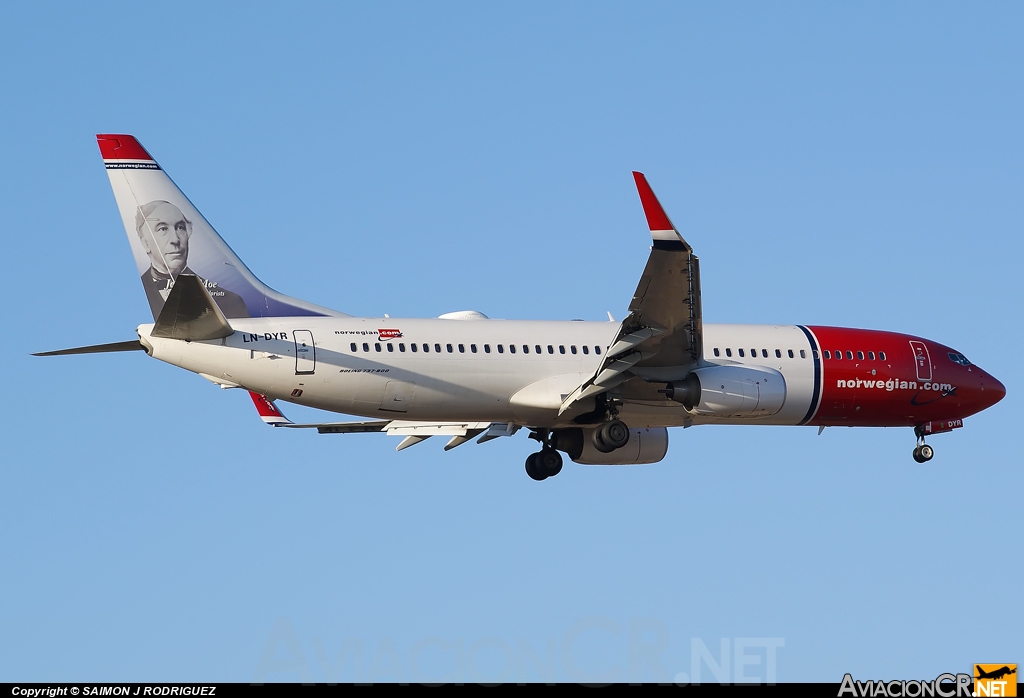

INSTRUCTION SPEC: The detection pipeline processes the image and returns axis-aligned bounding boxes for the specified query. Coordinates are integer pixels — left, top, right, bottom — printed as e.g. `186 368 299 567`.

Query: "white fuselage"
139 317 819 428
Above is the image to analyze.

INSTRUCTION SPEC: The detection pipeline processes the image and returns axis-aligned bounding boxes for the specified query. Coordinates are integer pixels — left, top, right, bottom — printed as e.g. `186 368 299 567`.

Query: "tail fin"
97 135 344 321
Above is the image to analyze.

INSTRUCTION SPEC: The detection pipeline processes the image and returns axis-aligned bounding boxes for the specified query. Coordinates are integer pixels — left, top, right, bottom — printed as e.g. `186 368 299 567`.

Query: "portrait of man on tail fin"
135 200 249 319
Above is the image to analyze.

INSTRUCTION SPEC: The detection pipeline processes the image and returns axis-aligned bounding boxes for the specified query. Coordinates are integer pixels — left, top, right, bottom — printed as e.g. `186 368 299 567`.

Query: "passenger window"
411 343 418 352
788 349 795 358
535 345 542 354
362 342 369 352
775 349 781 358
846 351 853 360
547 345 554 354
812 350 819 359
879 351 886 361
447 344 453 353
471 344 477 353
559 346 566 354
375 343 381 352
823 350 830 359
751 349 756 358
350 342 357 352
739 348 745 357
498 344 504 353
714 348 721 357
836 350 843 360
582 346 589 355
800 350 806 358
435 343 442 353
868 351 875 360
484 344 490 353
522 345 529 354
726 348 732 357
510 345 516 354
857 351 864 360
594 346 601 355
399 343 406 352
387 343 394 352
571 346 578 354
458 344 465 353
423 343 429 352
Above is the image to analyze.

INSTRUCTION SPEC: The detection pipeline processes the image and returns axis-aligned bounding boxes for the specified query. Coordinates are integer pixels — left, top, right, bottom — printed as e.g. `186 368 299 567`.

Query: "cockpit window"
947 352 971 366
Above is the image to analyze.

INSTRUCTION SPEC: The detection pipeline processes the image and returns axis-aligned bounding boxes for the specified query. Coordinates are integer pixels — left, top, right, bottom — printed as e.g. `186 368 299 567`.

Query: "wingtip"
248 391 292 424
632 171 675 233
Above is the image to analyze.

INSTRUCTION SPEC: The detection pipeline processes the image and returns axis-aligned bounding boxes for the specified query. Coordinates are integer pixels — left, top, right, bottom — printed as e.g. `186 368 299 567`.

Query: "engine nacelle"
664 364 786 418
550 427 669 465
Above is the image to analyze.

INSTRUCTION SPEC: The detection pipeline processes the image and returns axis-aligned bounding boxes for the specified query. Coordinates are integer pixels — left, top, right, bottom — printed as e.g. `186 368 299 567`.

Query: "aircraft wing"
561 173 701 412
248 392 516 451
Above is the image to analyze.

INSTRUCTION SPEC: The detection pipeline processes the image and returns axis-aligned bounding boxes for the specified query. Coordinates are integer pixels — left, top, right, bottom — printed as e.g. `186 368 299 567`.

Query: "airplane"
35 134 1006 481
975 666 1016 681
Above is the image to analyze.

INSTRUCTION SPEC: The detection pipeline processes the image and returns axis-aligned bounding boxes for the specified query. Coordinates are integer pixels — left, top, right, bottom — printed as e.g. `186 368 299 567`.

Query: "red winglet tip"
632 171 674 232
96 134 154 161
248 391 281 417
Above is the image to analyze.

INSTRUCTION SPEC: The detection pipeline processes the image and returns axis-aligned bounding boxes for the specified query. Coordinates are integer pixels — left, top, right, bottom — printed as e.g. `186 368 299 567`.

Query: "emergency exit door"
294 330 315 375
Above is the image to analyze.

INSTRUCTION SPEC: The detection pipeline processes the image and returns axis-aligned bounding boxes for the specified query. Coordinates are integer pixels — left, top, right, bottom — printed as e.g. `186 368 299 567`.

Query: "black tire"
602 419 630 450
912 446 925 463
592 428 615 453
525 452 547 481
918 444 934 462
538 448 563 477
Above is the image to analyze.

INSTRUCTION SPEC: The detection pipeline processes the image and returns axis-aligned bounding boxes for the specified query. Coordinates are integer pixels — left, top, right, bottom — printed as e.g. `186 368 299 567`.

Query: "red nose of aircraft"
979 370 1006 410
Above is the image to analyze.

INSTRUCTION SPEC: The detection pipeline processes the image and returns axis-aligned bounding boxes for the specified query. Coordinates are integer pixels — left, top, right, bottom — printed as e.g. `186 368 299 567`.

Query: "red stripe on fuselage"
805 326 1002 427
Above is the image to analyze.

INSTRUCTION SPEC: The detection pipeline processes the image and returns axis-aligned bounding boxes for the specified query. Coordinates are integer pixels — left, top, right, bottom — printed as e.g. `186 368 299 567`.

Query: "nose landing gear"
912 425 934 463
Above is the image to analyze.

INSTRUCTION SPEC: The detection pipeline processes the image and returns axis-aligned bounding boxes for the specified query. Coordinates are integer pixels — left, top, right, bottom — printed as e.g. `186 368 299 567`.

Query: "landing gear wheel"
538 448 563 477
594 419 630 452
918 444 933 462
912 446 925 463
525 452 546 481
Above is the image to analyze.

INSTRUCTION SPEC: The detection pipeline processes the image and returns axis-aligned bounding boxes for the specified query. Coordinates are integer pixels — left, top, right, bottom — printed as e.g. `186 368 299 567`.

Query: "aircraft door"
294 330 315 375
909 340 931 382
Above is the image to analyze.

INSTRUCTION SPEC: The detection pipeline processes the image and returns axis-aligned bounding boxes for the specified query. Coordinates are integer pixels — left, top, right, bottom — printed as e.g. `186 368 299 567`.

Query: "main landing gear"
525 429 563 481
912 425 934 463
525 448 563 481
592 418 630 453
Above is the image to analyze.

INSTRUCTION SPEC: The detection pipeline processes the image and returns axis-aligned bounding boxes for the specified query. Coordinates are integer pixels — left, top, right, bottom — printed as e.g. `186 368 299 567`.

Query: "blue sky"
1 1 1020 683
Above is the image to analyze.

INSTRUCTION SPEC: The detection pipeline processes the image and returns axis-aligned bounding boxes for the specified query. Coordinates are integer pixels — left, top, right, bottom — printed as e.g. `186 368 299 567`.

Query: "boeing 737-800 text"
36 135 1006 480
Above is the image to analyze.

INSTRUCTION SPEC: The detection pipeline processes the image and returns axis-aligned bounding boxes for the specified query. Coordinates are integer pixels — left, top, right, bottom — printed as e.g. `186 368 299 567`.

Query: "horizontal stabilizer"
152 275 234 341
33 339 146 357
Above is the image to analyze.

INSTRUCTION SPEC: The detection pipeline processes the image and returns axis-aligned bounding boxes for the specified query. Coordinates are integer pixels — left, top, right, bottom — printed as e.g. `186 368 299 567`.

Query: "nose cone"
978 370 1006 410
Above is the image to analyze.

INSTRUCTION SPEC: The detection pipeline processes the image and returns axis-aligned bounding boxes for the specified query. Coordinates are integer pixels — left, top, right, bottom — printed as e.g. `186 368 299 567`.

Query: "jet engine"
662 364 786 418
550 427 669 465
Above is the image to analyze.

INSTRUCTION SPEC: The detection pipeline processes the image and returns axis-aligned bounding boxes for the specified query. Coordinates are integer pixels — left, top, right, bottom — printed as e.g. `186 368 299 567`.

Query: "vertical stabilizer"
97 134 345 320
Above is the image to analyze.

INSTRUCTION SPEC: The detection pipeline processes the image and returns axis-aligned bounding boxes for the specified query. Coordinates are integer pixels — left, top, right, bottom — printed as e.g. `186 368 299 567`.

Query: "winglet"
632 172 691 252
248 392 292 425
